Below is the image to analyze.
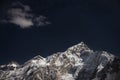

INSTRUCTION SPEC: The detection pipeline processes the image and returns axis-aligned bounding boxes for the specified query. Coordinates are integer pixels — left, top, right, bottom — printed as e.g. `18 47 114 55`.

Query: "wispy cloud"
1 2 50 28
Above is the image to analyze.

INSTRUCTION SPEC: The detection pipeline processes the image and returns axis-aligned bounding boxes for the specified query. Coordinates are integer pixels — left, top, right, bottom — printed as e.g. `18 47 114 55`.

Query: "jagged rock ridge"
0 42 120 80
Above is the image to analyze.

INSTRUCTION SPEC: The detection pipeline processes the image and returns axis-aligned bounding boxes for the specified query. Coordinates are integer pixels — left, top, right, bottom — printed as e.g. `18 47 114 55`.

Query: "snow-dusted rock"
0 42 120 80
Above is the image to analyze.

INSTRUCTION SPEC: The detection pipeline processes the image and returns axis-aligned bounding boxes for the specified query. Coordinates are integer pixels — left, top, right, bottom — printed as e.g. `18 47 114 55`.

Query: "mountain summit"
0 42 120 80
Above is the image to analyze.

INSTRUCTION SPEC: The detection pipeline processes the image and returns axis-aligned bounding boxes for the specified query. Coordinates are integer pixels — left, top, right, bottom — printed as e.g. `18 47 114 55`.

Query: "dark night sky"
0 0 120 64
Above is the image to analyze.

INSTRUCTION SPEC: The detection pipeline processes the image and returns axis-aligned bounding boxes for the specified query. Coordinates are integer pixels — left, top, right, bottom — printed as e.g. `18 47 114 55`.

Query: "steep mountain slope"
0 42 120 80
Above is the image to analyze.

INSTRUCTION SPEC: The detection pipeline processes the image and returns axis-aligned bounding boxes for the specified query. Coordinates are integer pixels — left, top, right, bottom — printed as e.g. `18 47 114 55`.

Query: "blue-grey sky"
0 0 120 64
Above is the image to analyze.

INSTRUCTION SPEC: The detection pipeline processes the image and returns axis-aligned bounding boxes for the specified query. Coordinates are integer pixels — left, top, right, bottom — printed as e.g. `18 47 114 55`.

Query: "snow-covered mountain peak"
0 42 120 80
32 55 45 60
0 61 19 71
67 42 91 53
23 55 47 68
7 61 19 67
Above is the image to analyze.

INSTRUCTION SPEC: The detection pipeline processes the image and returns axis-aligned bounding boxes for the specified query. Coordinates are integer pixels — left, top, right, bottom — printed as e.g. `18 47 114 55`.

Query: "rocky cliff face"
0 42 120 80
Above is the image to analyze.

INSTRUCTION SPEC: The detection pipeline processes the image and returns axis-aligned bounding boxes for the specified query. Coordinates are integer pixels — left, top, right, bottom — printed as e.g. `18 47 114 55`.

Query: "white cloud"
9 16 34 28
2 2 50 28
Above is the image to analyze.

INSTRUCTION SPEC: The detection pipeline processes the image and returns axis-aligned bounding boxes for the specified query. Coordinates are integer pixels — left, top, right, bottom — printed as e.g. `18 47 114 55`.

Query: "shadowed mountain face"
0 42 120 80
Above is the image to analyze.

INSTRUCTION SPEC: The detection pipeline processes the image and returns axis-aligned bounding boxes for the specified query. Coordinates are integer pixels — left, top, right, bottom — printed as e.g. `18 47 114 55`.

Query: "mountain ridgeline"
0 42 120 80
